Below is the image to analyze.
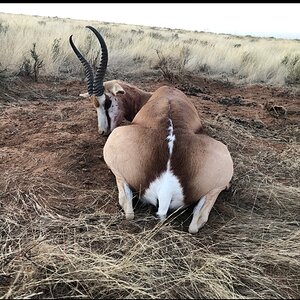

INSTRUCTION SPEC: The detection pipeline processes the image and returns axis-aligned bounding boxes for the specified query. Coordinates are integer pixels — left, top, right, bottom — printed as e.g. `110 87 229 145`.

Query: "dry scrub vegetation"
0 12 300 85
0 12 300 300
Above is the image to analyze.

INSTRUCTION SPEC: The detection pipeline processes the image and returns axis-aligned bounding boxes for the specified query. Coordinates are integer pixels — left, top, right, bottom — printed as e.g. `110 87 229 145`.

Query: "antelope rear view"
104 86 233 233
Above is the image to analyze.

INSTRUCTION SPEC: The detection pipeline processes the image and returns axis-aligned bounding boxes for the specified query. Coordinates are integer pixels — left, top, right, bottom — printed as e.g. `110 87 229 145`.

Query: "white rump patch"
142 118 184 218
143 169 184 210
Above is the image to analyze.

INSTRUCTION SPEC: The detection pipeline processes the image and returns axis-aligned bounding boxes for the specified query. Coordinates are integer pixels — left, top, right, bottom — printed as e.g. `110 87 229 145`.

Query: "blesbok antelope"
104 86 234 233
69 26 152 135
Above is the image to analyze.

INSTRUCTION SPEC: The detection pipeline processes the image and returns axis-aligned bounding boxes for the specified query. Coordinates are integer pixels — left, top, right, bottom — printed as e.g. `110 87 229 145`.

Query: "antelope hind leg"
188 186 227 234
115 175 134 220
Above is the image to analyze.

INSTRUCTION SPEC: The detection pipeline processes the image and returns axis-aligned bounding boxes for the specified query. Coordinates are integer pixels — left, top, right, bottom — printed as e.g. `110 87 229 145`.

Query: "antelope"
104 86 234 233
69 26 152 135
71 26 234 233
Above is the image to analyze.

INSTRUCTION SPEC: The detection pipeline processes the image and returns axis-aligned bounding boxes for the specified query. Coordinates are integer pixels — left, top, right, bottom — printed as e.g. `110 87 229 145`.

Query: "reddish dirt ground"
0 75 299 217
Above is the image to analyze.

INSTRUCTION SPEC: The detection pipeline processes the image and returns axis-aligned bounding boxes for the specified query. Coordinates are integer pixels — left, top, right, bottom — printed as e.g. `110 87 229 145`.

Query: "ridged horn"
86 26 108 96
69 34 94 96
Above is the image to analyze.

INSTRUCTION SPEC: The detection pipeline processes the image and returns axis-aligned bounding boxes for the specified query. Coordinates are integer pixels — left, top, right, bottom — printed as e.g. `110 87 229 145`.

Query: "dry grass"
1 11 300 299
1 110 299 299
0 12 300 85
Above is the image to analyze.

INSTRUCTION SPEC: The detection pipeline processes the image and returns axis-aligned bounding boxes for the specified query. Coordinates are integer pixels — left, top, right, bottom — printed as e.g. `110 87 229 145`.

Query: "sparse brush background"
1 11 300 300
0 12 300 85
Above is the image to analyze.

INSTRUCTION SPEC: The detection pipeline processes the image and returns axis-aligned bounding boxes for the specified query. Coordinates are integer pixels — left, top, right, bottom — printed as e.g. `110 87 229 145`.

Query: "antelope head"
69 26 124 136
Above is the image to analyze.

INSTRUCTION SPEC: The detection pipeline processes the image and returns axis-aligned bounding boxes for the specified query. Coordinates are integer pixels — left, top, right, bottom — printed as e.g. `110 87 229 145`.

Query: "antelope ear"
79 92 90 98
105 82 125 96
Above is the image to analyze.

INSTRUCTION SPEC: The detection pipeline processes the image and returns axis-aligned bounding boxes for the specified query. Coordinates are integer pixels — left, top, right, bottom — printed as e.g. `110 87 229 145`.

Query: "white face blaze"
95 93 123 135
95 94 108 135
142 118 185 219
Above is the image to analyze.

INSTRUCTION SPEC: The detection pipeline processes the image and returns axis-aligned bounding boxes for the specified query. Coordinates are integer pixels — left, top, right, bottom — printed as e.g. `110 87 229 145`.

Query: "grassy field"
0 12 300 85
0 11 300 300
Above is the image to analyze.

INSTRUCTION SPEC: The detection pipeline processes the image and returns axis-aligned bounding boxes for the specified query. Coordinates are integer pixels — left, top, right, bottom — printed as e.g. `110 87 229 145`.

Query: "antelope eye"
104 99 112 110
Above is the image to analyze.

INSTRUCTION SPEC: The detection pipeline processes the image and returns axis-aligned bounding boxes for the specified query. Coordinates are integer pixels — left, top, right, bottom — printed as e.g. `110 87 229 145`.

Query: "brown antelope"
71 26 234 233
104 86 234 233
69 26 152 135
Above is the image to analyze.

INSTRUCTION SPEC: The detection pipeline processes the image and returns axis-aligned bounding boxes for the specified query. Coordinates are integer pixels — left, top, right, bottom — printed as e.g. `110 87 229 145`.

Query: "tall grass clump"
0 12 300 85
18 42 44 81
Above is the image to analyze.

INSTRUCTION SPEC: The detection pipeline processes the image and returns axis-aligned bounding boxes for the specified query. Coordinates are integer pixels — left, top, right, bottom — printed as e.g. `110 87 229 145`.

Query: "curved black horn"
69 35 94 96
86 26 108 96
